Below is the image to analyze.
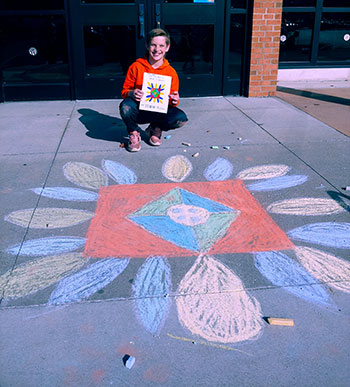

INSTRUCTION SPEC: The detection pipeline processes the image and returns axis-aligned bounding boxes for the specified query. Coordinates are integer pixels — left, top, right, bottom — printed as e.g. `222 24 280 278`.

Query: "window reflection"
0 15 69 83
0 0 64 10
84 26 136 78
283 0 315 6
165 25 214 74
228 14 245 79
231 0 246 8
279 13 314 62
318 13 350 61
323 0 350 6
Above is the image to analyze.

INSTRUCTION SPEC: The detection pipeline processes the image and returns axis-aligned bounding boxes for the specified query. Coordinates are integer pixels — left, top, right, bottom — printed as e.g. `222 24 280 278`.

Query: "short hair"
147 28 171 47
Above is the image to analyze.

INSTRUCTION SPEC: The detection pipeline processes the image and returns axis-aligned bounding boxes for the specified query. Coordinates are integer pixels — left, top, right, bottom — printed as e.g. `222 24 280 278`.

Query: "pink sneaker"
127 131 141 152
146 125 162 146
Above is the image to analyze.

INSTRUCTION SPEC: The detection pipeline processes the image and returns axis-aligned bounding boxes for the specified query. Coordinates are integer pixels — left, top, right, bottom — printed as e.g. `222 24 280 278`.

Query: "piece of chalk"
182 142 191 146
210 146 219 149
192 152 199 157
223 146 230 150
237 137 242 141
165 135 172 140
267 317 294 326
342 186 350 191
125 355 136 369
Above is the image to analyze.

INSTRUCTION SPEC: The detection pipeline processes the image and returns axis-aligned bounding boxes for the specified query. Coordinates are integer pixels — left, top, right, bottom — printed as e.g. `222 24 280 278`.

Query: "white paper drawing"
139 72 172 114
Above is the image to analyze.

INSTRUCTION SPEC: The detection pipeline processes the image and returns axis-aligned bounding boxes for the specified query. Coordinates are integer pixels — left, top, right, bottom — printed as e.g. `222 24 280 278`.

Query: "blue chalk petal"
7 237 86 256
49 258 129 305
204 158 233 181
255 251 332 306
288 222 350 249
133 257 172 334
248 175 308 192
31 187 98 202
102 160 137 185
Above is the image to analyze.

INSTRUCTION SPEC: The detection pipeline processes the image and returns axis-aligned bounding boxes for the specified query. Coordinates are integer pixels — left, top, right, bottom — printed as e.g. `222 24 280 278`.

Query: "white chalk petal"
0 253 86 299
162 155 193 182
63 162 108 190
295 246 350 293
5 208 94 229
267 198 345 216
176 255 263 344
31 187 98 202
204 158 233 181
237 164 290 180
102 159 137 185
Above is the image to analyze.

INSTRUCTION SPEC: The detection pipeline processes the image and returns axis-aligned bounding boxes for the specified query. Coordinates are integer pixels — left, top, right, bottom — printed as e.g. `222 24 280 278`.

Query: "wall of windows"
279 0 350 67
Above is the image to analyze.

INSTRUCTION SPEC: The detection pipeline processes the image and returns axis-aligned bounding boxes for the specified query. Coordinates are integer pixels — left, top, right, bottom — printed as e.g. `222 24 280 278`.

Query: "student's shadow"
78 108 128 145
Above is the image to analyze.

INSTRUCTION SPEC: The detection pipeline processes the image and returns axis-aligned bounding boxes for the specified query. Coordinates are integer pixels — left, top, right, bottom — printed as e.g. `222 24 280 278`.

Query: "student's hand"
129 89 144 102
170 91 180 105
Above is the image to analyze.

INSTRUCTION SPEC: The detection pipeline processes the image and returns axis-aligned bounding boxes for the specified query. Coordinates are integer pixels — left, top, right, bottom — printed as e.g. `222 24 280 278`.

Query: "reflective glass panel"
323 0 350 6
82 1 133 3
0 0 64 10
318 13 350 61
165 25 214 74
283 0 315 6
0 15 69 83
84 26 136 78
231 0 246 8
228 14 245 79
279 13 314 62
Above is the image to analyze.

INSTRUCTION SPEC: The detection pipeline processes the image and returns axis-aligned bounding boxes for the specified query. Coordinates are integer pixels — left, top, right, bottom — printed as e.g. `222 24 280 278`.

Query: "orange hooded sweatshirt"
121 57 180 107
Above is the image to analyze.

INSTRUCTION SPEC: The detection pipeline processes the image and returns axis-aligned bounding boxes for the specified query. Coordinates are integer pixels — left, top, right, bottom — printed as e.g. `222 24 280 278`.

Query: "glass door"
70 0 226 99
70 0 147 99
159 0 225 96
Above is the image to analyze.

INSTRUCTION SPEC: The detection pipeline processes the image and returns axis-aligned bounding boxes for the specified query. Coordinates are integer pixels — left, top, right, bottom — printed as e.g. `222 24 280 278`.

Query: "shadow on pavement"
277 86 350 106
78 108 127 144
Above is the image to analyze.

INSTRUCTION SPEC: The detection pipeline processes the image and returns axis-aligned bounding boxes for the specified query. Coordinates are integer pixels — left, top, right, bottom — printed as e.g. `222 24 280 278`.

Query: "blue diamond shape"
128 188 240 252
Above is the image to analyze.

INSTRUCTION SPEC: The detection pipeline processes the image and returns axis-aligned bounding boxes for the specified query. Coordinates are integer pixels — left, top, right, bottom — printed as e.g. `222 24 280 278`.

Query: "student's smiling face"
147 36 170 64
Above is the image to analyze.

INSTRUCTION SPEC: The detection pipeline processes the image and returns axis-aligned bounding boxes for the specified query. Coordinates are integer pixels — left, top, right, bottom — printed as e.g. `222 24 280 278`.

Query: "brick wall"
248 0 283 97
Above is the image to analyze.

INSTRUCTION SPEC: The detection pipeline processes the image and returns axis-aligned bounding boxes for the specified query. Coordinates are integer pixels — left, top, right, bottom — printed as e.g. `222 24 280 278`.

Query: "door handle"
155 4 161 28
138 4 145 39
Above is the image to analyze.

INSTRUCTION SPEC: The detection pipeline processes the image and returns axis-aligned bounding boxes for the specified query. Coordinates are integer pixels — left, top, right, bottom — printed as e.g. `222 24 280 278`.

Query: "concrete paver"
0 96 349 386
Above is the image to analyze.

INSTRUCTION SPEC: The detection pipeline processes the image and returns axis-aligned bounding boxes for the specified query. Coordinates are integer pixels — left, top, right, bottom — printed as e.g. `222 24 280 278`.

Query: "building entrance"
70 0 225 99
0 0 250 101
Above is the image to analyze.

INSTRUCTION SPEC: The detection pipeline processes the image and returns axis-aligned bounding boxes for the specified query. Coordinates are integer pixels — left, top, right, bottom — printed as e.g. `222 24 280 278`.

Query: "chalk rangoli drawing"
2 156 350 346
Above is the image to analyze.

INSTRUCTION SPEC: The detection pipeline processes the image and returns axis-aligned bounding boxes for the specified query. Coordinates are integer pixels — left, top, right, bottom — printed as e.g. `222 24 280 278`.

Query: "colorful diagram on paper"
146 83 165 104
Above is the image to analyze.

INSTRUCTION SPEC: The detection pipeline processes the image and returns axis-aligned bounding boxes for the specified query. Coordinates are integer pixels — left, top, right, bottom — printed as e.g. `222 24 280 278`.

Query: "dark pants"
119 97 188 134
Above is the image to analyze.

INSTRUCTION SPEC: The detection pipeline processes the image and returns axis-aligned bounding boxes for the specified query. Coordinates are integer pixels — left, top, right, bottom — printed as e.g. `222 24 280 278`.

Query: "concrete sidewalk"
1 97 350 386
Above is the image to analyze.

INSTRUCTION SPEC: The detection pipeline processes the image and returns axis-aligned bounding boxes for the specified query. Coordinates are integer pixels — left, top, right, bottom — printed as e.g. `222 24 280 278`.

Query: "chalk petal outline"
295 246 350 293
254 251 332 307
162 155 193 182
287 222 350 249
204 157 233 181
237 164 290 180
49 258 129 305
0 253 86 299
267 198 345 216
102 159 137 185
31 187 98 202
7 237 86 257
63 162 108 190
248 175 308 192
5 208 94 229
132 256 172 335
176 254 263 344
